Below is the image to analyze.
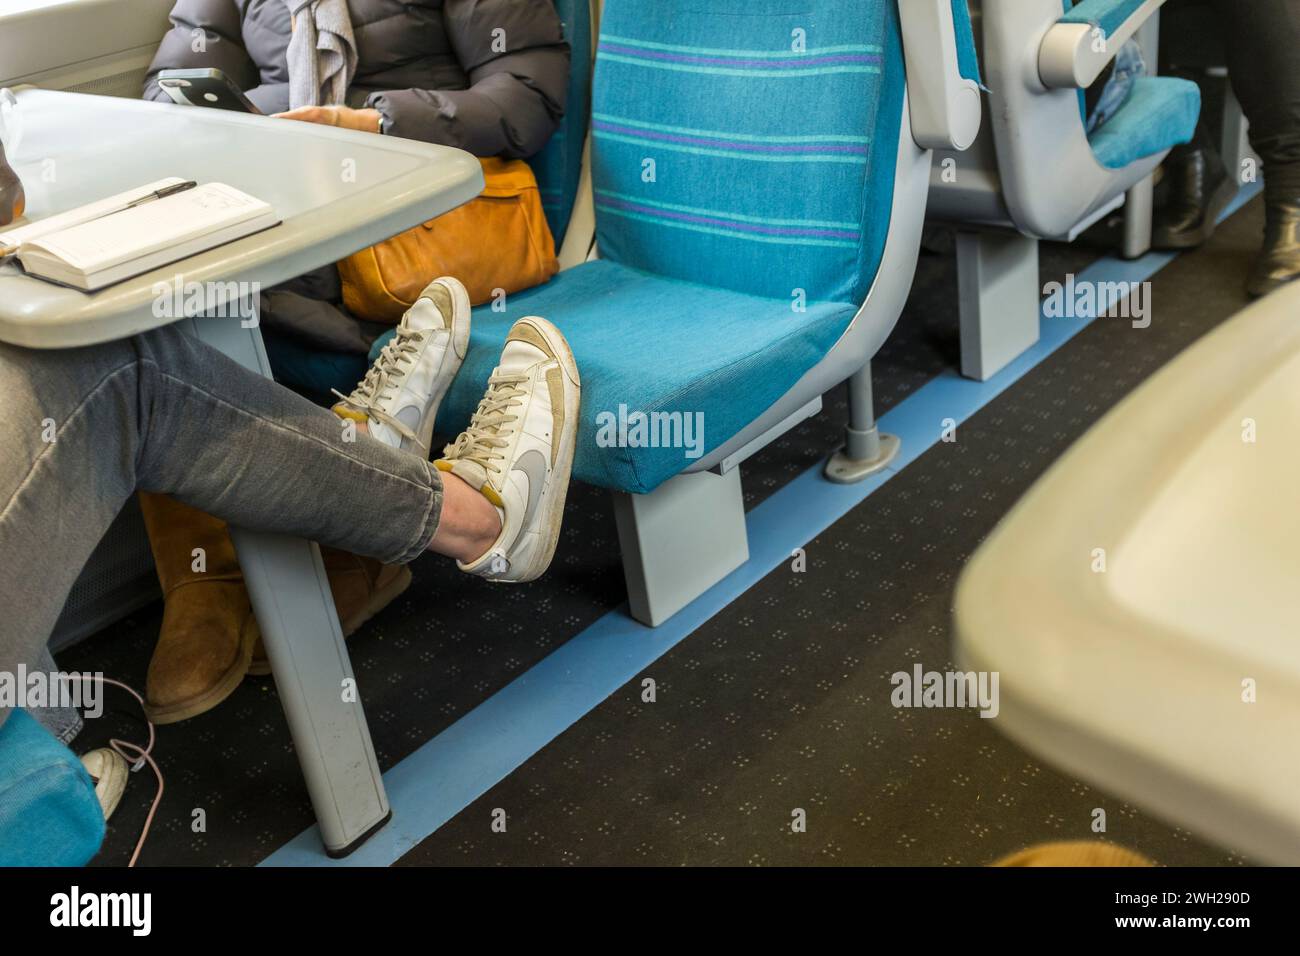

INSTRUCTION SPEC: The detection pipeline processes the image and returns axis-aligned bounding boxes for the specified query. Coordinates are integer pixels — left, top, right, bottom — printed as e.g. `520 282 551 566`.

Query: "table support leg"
187 306 390 858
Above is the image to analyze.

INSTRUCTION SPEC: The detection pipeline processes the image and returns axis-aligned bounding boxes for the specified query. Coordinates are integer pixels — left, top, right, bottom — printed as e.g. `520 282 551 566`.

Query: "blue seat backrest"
952 0 982 84
527 0 593 247
590 0 907 306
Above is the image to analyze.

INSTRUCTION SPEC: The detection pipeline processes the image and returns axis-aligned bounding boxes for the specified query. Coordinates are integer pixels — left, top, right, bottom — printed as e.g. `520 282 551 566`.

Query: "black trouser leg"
1215 0 1300 200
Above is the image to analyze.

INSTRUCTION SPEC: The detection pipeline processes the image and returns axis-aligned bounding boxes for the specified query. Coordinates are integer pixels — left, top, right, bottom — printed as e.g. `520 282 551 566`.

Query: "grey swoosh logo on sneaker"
396 405 423 432
513 449 548 534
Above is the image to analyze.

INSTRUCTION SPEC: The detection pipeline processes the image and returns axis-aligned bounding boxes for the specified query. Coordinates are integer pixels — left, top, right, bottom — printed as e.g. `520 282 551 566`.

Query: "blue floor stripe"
261 185 1261 866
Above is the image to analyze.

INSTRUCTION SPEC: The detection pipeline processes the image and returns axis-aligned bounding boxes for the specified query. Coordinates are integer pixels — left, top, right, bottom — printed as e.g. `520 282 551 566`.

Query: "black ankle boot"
1152 144 1237 250
1246 198 1300 298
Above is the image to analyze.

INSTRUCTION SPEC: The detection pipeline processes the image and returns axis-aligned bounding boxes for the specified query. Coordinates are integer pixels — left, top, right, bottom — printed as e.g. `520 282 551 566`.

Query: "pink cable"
73 674 164 868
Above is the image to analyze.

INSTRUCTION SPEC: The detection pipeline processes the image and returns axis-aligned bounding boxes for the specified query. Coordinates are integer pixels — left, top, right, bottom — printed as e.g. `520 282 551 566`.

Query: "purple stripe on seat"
597 196 860 240
599 43 881 70
593 120 869 155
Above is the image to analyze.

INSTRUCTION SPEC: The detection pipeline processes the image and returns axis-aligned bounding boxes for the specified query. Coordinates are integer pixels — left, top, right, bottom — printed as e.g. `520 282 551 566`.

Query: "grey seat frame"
927 0 1171 381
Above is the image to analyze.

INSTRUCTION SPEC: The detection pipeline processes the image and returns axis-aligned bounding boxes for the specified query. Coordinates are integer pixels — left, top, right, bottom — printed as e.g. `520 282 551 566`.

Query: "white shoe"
80 748 128 821
436 316 581 583
332 276 471 455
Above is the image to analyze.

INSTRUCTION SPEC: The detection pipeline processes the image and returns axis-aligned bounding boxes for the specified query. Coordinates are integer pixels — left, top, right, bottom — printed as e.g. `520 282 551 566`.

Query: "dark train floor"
59 197 1264 866
394 198 1266 867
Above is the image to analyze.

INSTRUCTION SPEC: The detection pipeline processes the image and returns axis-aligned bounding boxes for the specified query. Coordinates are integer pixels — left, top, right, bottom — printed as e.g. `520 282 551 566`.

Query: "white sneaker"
80 748 128 821
436 316 581 583
332 276 471 455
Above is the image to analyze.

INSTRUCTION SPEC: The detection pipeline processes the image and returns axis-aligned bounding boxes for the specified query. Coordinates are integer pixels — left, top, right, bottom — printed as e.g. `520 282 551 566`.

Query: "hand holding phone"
157 69 262 115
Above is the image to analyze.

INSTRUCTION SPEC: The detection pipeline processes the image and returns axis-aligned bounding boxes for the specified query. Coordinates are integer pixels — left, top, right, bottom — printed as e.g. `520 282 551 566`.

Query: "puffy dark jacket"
143 0 568 158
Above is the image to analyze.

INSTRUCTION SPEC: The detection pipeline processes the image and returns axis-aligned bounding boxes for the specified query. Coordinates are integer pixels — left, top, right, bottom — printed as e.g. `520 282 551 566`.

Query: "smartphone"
157 69 263 115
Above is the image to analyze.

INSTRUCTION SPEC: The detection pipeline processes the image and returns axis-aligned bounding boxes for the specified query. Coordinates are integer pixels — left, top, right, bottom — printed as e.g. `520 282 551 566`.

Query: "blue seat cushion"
1088 76 1200 170
0 709 104 867
374 259 857 494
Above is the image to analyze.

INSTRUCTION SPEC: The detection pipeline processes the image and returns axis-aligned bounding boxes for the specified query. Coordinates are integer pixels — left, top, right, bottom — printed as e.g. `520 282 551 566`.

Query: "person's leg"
1152 0 1235 250
27 646 83 745
0 324 501 730
128 324 502 562
1 311 578 862
1217 0 1300 295
1219 0 1300 200
0 334 143 719
136 262 391 720
427 464 504 560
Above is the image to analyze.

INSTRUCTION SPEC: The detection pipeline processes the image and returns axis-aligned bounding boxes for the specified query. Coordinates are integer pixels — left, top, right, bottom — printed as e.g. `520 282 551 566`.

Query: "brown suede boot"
138 494 261 725
141 496 413 714
247 549 412 675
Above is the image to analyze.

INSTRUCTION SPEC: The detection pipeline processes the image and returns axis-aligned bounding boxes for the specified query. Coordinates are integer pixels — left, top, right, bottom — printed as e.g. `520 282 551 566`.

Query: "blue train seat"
927 0 1201 380
370 0 982 624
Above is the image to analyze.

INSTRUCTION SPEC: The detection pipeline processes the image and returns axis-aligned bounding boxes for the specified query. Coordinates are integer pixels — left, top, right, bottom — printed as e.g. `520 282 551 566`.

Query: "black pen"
0 180 200 261
124 180 198 208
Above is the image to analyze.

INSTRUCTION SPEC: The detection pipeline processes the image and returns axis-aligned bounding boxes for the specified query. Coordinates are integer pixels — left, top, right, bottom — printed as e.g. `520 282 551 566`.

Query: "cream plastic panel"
955 282 1300 864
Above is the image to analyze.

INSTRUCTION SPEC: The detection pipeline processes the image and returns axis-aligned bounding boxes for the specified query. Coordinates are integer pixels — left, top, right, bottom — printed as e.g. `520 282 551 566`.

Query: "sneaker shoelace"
331 325 429 446
442 372 528 479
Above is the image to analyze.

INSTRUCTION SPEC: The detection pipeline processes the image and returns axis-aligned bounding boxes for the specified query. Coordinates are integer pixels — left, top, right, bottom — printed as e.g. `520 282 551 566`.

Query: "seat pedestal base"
957 231 1041 381
1122 173 1155 260
826 431 900 484
613 469 749 628
824 363 900 483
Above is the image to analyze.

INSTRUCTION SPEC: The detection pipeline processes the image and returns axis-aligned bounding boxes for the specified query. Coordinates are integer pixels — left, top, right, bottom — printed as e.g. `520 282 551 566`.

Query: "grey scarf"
284 0 358 109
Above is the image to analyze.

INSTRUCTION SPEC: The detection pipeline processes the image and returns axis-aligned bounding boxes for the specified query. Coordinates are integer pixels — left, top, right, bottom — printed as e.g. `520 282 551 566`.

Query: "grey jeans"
0 324 443 732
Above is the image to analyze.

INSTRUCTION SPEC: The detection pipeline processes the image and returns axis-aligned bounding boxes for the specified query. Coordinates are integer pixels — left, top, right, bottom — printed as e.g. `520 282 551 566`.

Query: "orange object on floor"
992 841 1155 867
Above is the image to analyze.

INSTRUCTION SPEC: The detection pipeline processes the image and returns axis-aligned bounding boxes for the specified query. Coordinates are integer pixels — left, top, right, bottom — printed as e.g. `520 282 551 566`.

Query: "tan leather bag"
338 156 559 323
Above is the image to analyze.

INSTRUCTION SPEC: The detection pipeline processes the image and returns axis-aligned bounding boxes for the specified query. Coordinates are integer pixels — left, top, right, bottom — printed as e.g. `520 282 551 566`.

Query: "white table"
954 282 1300 865
0 89 484 857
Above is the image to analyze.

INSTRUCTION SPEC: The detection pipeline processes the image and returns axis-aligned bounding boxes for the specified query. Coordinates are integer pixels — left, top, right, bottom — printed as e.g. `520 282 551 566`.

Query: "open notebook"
0 179 280 291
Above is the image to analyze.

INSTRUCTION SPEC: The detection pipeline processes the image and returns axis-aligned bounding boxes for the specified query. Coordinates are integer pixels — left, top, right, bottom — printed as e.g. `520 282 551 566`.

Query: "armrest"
1039 0 1165 89
899 0 983 151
